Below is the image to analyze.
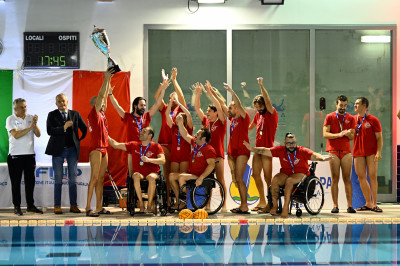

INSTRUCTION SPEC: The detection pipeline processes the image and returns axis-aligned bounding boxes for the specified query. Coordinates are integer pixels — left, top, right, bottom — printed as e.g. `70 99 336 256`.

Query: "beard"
286 147 297 153
136 108 145 116
258 108 267 115
337 109 346 114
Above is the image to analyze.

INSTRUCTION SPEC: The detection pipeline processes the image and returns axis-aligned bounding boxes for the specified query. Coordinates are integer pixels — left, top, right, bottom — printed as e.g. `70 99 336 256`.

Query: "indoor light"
361 36 391 43
197 0 225 3
261 0 284 5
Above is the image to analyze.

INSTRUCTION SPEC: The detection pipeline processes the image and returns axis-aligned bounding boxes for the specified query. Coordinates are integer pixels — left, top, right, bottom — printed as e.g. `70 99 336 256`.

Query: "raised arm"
154 69 169 111
176 114 193 144
257 77 274 115
165 96 174 128
194 82 205 121
149 77 170 118
108 85 125 119
243 141 272 157
175 96 193 129
108 136 127 151
205 81 225 123
95 69 114 114
224 83 246 119
210 86 229 117
170 67 187 107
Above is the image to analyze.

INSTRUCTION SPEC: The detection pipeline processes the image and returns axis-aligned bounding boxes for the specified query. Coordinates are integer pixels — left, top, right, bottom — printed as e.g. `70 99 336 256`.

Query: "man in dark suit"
45 93 87 214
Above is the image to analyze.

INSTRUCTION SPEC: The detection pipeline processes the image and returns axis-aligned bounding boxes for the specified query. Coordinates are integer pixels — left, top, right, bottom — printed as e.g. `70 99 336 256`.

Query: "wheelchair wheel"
191 178 225 215
178 184 189 211
304 177 324 215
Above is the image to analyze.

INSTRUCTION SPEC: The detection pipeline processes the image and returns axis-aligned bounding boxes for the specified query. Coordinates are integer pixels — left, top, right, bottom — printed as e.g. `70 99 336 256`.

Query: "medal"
140 162 144 166
192 159 195 163
260 131 263 136
259 116 264 136
177 147 180 151
287 149 297 174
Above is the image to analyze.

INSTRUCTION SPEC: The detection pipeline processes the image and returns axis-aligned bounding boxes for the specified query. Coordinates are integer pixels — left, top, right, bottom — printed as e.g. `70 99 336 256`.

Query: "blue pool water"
0 223 398 265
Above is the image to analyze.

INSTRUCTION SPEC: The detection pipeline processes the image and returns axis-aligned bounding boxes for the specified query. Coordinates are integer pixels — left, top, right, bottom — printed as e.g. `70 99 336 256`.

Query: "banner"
73 71 131 186
0 70 13 162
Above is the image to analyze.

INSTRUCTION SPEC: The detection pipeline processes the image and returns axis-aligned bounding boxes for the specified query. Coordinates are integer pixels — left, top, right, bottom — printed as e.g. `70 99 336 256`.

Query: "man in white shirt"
6 98 42 215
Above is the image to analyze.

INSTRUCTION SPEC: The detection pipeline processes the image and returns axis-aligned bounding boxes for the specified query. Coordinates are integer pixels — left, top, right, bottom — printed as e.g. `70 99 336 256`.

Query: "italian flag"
0 70 131 186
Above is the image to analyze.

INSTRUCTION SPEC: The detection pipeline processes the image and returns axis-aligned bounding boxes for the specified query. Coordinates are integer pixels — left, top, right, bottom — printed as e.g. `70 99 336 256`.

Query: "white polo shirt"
5 114 35 156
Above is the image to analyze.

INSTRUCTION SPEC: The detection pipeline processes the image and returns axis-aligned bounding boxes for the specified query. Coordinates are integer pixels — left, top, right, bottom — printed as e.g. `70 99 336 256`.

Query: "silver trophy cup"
90 26 121 73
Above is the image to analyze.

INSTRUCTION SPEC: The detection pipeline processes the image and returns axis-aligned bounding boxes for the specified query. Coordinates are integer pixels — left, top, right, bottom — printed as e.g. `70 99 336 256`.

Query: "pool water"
0 223 397 265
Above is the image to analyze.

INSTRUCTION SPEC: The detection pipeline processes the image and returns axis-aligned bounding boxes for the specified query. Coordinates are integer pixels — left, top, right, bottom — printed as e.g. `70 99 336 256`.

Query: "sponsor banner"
0 163 93 208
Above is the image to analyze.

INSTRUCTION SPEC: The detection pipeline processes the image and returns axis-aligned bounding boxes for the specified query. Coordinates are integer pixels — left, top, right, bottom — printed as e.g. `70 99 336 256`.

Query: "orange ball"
179 225 194 234
193 209 208 219
179 209 194 219
194 224 208 234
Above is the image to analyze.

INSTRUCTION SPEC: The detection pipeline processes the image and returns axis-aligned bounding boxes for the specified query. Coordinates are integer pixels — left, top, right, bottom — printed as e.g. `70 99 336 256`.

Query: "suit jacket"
45 109 87 157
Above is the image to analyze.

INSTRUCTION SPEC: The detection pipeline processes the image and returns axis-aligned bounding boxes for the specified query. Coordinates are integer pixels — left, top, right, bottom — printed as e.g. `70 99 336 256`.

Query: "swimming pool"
0 223 397 265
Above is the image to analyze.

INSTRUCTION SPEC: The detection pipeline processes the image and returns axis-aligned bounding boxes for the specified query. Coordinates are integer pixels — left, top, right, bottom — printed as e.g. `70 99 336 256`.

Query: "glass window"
148 30 227 143
315 29 392 194
232 30 310 146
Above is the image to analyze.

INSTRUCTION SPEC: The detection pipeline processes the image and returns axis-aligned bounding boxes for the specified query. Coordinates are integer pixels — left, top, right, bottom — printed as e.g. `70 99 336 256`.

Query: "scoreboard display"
24 32 80 69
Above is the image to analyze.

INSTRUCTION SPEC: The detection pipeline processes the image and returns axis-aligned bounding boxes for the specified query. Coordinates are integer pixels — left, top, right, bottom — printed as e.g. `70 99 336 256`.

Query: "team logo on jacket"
146 151 154 157
365 122 371 128
197 151 204 157
283 158 300 164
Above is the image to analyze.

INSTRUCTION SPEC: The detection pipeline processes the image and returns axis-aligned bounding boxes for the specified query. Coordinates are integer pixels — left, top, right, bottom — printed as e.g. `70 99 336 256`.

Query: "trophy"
90 26 121 73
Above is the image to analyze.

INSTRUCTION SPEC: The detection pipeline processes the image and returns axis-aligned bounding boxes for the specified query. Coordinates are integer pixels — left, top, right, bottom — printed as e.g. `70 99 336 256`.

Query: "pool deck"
1 204 399 225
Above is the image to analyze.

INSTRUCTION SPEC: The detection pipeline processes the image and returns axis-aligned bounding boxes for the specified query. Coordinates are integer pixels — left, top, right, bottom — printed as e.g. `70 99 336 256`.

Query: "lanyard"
140 142 151 166
177 130 181 150
133 115 143 132
192 143 206 163
356 113 367 136
230 116 240 135
209 118 218 131
287 149 297 173
335 112 346 132
259 116 264 136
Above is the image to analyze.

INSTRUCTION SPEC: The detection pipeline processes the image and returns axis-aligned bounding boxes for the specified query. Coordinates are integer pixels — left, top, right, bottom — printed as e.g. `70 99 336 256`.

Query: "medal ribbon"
177 130 181 150
140 142 151 165
287 149 297 174
209 118 218 131
356 113 367 135
133 115 143 132
230 116 240 135
260 116 264 136
335 112 346 132
192 143 206 163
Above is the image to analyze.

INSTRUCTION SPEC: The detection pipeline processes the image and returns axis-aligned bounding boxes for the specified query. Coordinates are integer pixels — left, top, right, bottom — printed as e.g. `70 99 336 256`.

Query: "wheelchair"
267 162 325 217
176 170 225 215
127 171 168 217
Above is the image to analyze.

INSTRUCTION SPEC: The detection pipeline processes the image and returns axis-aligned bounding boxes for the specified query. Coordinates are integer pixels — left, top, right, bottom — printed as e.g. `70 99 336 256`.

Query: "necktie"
62 112 67 121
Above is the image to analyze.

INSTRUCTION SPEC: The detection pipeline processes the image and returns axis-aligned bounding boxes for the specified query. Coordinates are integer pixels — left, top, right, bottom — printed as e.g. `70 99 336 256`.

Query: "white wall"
1 0 399 140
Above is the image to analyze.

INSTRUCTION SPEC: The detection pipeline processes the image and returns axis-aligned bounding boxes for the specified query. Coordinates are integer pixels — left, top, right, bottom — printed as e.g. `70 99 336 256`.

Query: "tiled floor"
1 203 399 225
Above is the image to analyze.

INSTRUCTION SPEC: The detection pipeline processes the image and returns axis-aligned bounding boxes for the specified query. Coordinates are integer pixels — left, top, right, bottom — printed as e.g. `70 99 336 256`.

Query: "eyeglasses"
285 142 297 146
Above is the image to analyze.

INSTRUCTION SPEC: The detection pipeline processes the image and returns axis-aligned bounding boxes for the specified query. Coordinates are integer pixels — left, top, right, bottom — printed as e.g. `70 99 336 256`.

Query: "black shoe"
14 206 23 216
331 207 339 213
26 206 43 214
347 207 356 213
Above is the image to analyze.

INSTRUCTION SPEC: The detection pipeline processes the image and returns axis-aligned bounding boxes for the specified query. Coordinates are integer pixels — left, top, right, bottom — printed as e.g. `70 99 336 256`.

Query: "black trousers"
7 154 36 208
